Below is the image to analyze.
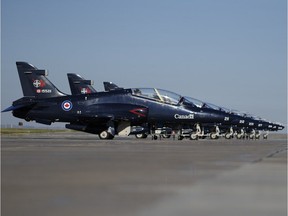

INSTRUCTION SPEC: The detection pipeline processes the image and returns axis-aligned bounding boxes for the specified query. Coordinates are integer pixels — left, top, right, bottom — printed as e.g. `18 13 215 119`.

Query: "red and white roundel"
81 88 91 94
33 79 46 88
61 100 73 111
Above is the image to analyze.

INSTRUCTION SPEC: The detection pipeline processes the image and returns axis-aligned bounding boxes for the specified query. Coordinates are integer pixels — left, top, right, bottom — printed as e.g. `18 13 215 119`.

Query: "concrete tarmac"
1 132 287 216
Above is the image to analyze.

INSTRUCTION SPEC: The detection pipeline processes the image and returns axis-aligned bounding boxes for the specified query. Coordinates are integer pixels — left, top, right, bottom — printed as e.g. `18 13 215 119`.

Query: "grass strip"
1 128 68 135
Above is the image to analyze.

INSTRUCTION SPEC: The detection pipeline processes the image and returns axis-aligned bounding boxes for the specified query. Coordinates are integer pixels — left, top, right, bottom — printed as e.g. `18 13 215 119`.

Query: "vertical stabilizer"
103 81 123 91
16 62 66 98
67 73 97 95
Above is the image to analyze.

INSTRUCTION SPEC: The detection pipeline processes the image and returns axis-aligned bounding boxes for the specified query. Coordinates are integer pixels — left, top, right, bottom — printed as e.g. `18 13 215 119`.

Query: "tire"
190 133 198 140
162 134 171 139
225 133 231 139
99 130 110 139
135 133 148 139
236 134 242 139
210 133 218 140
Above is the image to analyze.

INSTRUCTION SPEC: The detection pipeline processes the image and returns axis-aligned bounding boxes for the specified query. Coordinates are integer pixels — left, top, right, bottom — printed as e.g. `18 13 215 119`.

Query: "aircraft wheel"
263 134 268 139
190 133 198 140
225 133 232 139
249 134 255 139
99 130 110 139
162 134 171 139
153 135 158 140
236 134 242 139
255 134 260 140
210 133 218 140
135 133 148 139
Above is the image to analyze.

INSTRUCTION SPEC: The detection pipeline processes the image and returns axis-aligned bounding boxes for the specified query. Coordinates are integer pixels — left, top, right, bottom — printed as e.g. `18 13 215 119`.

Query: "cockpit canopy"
131 88 268 122
131 88 182 105
182 96 227 111
131 89 238 112
182 96 241 114
181 97 204 108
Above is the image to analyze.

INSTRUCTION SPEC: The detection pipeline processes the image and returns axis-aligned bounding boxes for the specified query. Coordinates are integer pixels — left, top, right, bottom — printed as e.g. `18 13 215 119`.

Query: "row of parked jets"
2 62 284 140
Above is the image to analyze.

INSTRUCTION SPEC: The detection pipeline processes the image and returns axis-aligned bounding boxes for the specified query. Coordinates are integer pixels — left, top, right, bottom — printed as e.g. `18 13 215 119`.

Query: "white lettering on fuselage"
174 114 194 119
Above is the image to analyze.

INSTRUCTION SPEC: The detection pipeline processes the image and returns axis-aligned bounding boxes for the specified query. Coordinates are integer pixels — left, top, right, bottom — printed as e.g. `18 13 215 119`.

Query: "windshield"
183 97 233 112
203 102 222 110
183 96 205 108
131 88 182 105
219 106 232 113
230 110 247 117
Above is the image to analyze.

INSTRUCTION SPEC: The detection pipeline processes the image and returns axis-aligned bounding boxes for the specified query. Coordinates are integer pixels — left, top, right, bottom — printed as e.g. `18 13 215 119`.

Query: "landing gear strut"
263 131 269 139
249 129 256 139
236 129 245 139
224 127 233 139
210 126 220 140
190 124 204 140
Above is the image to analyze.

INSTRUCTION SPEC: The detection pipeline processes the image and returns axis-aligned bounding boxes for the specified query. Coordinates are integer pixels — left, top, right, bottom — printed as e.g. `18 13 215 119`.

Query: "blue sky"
1 0 287 129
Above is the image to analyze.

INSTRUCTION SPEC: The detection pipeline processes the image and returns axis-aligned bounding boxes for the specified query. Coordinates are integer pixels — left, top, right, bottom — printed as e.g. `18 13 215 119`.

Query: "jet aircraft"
69 75 285 139
102 82 284 139
1 62 225 140
181 96 284 139
3 62 284 140
68 74 251 139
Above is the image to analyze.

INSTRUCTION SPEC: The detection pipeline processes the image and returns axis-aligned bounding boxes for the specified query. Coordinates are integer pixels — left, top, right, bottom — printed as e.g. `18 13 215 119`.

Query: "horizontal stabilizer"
2 104 31 112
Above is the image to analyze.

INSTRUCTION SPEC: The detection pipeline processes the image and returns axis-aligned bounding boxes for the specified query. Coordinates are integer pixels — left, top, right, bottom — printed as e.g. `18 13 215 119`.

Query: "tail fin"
103 81 123 91
16 62 66 98
67 73 97 95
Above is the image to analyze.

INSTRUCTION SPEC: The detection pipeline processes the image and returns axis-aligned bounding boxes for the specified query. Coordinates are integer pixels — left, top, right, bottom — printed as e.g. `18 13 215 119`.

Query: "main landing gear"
210 126 220 140
235 129 245 139
98 127 115 139
224 127 233 139
178 124 220 140
189 124 205 140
